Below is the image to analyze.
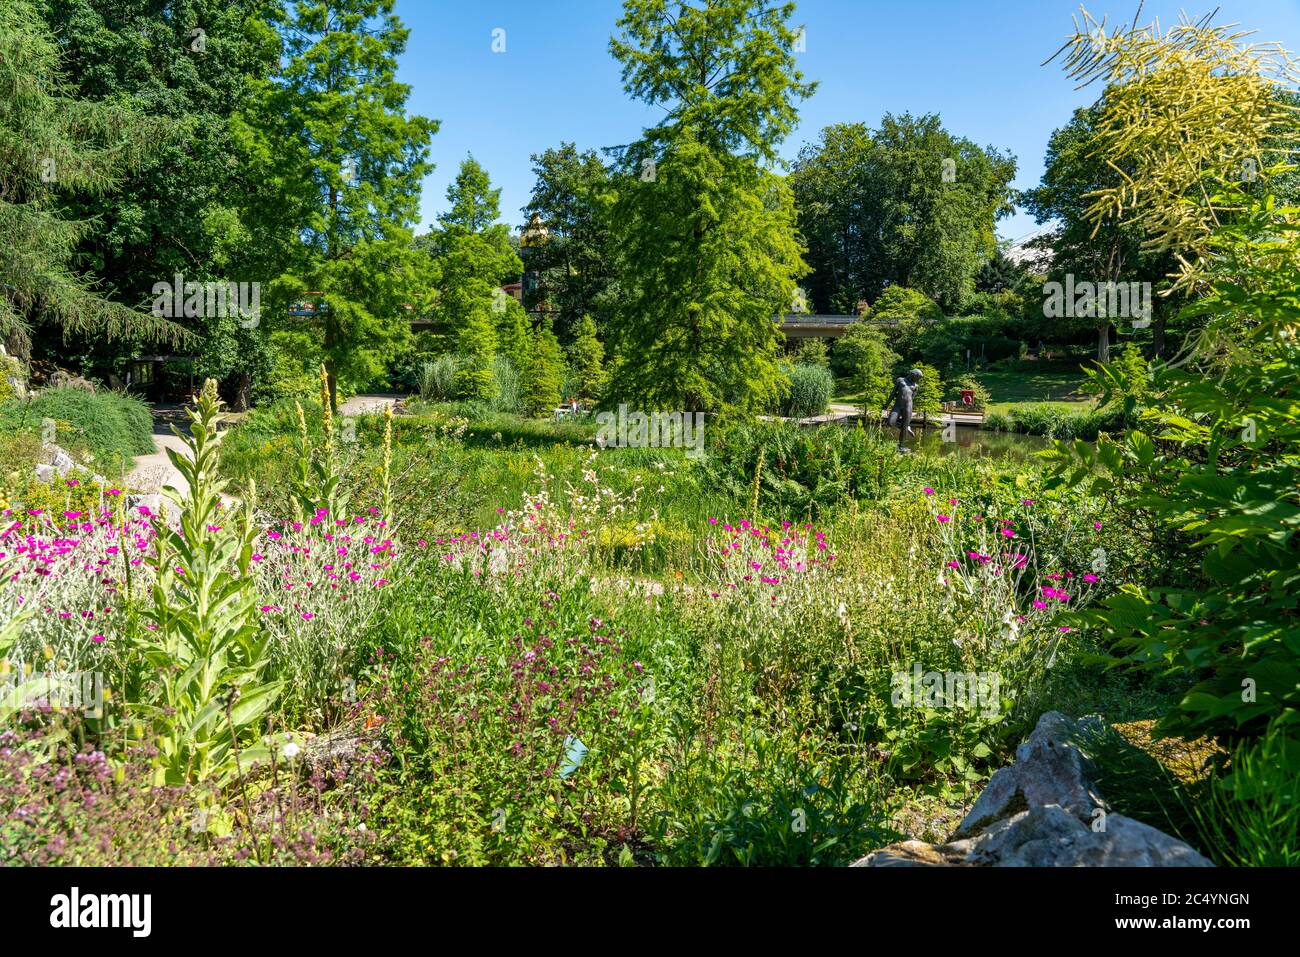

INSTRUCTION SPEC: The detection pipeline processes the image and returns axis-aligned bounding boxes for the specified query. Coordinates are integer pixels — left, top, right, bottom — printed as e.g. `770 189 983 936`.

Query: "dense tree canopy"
606 0 812 416
791 115 1018 314
250 0 436 409
520 144 617 344
0 0 188 361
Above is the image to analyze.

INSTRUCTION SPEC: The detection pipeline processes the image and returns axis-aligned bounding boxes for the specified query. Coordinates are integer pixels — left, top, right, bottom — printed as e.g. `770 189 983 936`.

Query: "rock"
42 444 76 474
952 710 1107 840
49 370 96 393
34 463 56 483
852 712 1213 868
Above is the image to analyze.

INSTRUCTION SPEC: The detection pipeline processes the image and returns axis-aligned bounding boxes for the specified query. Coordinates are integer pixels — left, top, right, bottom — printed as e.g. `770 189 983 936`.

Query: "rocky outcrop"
853 711 1213 867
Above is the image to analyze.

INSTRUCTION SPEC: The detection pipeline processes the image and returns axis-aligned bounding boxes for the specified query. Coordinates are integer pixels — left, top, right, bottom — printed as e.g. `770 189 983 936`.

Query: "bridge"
291 296 891 339
404 314 889 336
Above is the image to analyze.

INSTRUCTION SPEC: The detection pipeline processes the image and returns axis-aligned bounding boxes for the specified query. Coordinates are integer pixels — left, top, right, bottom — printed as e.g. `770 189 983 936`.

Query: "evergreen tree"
251 0 437 409
498 298 533 376
423 157 521 399
523 323 565 415
458 304 498 400
606 0 813 416
567 314 607 400
33 0 281 396
0 0 187 359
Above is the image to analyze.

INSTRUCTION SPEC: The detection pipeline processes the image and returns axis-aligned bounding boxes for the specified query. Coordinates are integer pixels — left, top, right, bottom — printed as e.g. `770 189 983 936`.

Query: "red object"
961 389 975 406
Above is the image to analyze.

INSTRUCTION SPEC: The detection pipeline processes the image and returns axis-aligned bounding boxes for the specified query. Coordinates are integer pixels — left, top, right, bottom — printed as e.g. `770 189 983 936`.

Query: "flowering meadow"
4 378 1200 867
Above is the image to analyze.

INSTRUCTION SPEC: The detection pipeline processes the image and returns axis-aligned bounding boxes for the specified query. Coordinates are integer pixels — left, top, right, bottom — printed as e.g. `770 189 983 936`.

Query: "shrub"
913 364 944 417
832 324 898 406
792 338 830 368
871 286 943 322
0 388 153 470
946 375 991 412
780 364 833 418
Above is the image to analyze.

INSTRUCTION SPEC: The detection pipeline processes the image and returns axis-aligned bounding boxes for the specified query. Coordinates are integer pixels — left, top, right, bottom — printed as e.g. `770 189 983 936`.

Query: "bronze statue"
884 368 923 453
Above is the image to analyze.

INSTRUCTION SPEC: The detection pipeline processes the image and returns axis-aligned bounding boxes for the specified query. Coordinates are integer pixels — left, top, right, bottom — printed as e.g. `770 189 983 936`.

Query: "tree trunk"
1152 314 1166 358
233 372 252 412
1097 323 1111 364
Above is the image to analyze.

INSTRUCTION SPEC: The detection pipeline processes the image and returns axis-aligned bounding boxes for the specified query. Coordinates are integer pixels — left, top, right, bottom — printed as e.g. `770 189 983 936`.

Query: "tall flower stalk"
136 380 282 785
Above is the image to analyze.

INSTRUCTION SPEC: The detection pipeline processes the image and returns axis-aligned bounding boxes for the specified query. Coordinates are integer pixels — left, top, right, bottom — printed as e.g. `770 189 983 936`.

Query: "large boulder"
852 711 1213 868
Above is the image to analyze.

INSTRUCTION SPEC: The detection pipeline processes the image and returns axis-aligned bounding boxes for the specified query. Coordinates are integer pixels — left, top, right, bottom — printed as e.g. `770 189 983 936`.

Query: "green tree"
251 0 437 409
521 143 617 342
422 157 522 399
914 363 943 417
497 297 533 376
610 0 814 165
458 305 498 400
523 323 565 416
31 0 281 394
1022 102 1177 362
568 314 607 400
608 136 805 414
871 286 943 322
832 324 899 408
606 0 813 415
0 0 187 360
791 116 1017 313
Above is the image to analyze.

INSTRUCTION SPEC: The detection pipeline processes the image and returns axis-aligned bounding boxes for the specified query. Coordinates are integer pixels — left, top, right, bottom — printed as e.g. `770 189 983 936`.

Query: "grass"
3 396 1201 866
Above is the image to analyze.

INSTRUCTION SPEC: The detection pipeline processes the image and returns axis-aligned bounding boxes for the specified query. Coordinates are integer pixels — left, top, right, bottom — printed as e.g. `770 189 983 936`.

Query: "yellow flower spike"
102 688 113 702
42 645 54 660
0 659 9 676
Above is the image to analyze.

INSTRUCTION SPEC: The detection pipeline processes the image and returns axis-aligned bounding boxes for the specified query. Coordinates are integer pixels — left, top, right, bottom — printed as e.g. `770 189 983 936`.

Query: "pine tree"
252 0 437 409
459 304 499 400
568 314 607 400
606 0 813 416
498 298 533 375
608 134 805 414
523 324 565 416
422 157 522 399
0 0 187 358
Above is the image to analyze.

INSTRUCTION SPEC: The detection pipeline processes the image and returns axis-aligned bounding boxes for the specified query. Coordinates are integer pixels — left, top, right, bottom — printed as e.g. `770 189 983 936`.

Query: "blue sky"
394 0 1300 242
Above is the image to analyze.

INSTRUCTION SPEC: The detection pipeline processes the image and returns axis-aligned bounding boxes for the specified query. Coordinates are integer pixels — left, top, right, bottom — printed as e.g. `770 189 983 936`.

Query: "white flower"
283 742 300 760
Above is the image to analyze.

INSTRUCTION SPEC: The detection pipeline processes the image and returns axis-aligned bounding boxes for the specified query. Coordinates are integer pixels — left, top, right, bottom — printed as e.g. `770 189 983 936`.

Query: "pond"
857 420 1054 460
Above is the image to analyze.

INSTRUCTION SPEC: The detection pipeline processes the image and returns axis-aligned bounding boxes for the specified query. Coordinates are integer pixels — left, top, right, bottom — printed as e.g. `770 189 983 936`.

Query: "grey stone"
852 712 1213 868
952 710 1107 839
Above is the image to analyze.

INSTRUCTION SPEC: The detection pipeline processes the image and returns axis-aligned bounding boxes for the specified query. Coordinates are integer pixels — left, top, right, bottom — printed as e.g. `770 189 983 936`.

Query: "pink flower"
923 488 935 496
1083 573 1098 583
936 514 951 523
1093 521 1102 530
1001 528 1015 538
91 634 105 643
